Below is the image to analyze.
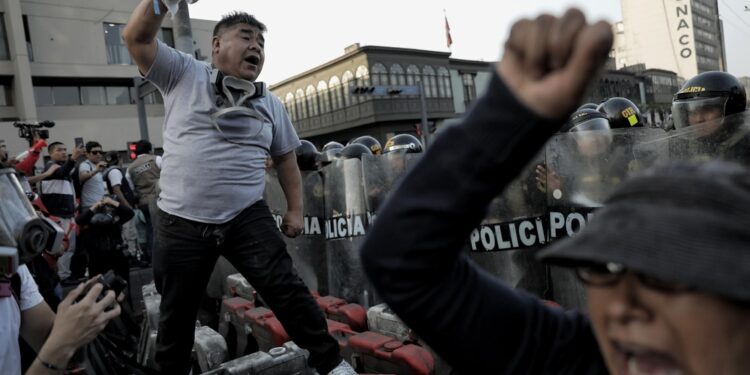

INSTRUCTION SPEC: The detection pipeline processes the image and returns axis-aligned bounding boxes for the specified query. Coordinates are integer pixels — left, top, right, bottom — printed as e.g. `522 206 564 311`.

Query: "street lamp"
350 83 432 148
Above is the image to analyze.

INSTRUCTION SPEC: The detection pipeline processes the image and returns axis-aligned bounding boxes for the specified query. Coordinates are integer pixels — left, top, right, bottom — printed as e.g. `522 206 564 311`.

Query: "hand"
535 164 561 193
72 145 84 160
45 164 61 177
280 210 304 238
96 161 108 171
496 9 613 119
43 278 121 360
101 196 120 207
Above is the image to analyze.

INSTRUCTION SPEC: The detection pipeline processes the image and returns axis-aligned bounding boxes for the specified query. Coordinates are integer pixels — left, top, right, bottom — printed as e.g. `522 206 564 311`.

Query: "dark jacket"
360 74 608 374
40 159 77 218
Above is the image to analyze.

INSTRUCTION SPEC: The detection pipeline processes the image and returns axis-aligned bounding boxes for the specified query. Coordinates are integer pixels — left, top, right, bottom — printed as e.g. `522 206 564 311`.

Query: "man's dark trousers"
153 200 341 374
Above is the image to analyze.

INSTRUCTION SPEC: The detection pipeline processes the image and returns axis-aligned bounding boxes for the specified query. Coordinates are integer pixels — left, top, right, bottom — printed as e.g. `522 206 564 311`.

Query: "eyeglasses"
89 150 103 155
576 262 694 293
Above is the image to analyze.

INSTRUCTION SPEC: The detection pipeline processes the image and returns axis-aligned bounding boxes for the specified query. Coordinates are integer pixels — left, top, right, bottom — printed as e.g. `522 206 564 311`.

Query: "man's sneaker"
327 360 357 375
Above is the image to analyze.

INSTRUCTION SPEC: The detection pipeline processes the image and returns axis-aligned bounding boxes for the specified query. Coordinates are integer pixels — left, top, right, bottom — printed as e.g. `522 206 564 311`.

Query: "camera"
74 270 128 304
13 120 55 143
90 195 120 226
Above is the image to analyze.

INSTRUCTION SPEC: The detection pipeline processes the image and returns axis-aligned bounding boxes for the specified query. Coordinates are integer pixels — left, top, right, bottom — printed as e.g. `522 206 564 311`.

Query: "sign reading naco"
668 0 697 78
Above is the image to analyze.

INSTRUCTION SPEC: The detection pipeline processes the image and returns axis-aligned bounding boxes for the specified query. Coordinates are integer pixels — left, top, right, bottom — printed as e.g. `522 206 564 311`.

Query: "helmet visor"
0 170 37 248
569 117 611 133
671 96 728 131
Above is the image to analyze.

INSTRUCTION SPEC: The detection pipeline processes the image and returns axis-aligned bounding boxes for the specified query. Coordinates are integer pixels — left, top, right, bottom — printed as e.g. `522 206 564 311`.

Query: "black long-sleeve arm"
76 203 134 226
360 73 607 374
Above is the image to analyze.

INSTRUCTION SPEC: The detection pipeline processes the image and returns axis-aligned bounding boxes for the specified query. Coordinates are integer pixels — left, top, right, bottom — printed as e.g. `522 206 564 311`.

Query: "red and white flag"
445 15 453 49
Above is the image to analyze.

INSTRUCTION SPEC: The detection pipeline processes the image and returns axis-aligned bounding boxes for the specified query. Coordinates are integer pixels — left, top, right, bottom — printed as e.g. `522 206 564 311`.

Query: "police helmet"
671 71 747 130
339 143 373 160
349 136 382 155
295 140 319 171
322 141 344 152
383 134 423 154
577 103 599 111
596 97 644 129
561 109 611 133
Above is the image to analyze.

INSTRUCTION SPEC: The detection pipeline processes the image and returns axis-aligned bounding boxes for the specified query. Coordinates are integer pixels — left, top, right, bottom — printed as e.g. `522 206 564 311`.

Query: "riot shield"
361 152 423 216
264 169 328 294
465 150 550 299
540 127 670 309
664 111 750 167
322 158 373 306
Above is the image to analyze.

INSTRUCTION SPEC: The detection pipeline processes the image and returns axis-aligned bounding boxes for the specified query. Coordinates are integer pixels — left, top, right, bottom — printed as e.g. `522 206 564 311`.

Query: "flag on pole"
444 15 453 49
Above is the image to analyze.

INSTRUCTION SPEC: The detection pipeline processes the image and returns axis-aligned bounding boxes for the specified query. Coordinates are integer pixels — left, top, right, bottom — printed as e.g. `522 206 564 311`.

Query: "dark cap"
538 161 750 302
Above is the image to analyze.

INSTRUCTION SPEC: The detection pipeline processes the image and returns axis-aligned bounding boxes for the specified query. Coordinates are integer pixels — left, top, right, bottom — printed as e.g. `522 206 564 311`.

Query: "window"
329 76 343 110
355 65 370 86
306 85 318 117
437 67 452 98
104 23 174 64
422 66 437 98
81 86 106 105
342 70 354 106
695 28 714 41
697 42 716 54
0 84 12 106
295 89 307 119
462 73 476 104
22 15 32 61
317 81 330 114
406 65 420 86
35 83 137 106
53 87 81 106
285 93 297 121
106 86 131 105
34 86 53 106
390 64 406 86
0 15 10 60
371 63 388 86
693 15 712 29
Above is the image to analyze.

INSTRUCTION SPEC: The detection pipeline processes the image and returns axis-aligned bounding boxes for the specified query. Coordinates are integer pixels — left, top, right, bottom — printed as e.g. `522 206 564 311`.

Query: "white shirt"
0 265 44 375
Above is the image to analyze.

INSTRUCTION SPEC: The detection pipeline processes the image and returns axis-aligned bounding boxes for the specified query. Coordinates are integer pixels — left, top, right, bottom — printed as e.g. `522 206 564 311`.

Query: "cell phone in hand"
74 137 84 149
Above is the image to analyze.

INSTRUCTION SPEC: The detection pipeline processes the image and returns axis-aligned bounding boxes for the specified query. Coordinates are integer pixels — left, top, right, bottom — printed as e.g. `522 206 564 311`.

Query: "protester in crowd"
361 9 750 375
77 141 107 211
1 169 122 375
40 142 83 282
69 141 108 279
75 195 134 288
123 2 351 374
126 140 161 264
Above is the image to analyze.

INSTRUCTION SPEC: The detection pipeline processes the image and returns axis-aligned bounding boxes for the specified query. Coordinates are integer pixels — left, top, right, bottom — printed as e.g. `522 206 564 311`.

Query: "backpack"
104 167 139 207
70 161 86 200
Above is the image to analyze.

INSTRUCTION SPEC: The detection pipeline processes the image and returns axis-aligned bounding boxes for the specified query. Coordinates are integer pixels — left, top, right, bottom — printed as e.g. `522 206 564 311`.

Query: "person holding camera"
1 169 122 375
75 196 134 286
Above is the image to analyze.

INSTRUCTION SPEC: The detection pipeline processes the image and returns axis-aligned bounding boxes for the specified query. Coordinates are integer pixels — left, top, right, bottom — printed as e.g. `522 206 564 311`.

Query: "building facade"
269 43 494 147
613 0 726 80
0 0 215 158
740 77 750 106
271 43 681 146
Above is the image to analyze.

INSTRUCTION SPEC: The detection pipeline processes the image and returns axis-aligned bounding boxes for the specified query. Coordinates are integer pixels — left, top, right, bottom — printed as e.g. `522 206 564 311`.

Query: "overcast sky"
189 0 750 85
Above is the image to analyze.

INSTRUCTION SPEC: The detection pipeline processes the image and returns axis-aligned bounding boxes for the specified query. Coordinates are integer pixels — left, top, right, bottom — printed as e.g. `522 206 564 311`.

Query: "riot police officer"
597 97 645 129
670 71 749 165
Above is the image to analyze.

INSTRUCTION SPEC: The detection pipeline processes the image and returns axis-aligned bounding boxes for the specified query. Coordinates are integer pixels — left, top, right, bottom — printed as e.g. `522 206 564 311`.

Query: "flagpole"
444 8 453 53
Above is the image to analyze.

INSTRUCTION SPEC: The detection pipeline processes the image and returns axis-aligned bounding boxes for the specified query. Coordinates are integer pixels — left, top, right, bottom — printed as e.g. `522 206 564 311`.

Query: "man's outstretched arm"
122 0 168 75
